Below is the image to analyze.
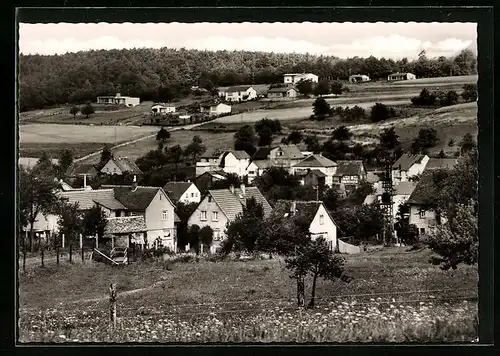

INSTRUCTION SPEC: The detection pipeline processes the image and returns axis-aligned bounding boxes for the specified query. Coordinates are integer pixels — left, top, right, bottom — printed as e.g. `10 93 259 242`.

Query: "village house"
406 172 444 237
271 200 360 254
266 85 298 99
199 102 232 116
291 154 337 187
283 73 319 84
96 93 140 107
100 157 143 176
187 184 272 252
103 215 148 255
246 160 271 183
194 170 229 193
163 181 201 205
269 144 304 169
424 157 458 171
195 150 224 176
364 181 417 219
349 74 370 83
387 72 417 82
151 103 176 115
220 150 251 178
224 86 257 102
392 154 430 183
332 160 367 192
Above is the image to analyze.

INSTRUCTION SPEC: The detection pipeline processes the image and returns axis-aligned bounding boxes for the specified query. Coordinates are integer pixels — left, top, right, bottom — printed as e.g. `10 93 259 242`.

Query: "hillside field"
18 247 478 342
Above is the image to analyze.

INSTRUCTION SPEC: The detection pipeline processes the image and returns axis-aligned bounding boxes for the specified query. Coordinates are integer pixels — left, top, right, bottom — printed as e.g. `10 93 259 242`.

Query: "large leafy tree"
303 135 321 153
56 149 74 179
296 79 314 96
175 202 199 249
156 127 171 142
234 125 257 156
165 145 184 180
224 197 265 253
312 97 331 117
82 205 108 241
184 135 206 162
80 103 95 118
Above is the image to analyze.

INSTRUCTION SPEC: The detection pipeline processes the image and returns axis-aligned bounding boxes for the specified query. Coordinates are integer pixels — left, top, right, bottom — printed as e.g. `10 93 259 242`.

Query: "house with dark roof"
269 144 304 169
332 160 367 191
425 158 458 171
406 172 445 236
100 157 143 176
163 181 201 204
220 150 251 178
104 215 148 253
196 149 224 176
194 170 229 193
187 184 272 251
224 85 257 102
271 200 359 254
291 154 338 186
364 181 418 220
267 85 298 99
392 154 430 183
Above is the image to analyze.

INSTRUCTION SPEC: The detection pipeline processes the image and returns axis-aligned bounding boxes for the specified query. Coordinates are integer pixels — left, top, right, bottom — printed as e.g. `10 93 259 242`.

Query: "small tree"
199 226 214 252
69 105 80 118
437 149 446 158
285 237 351 307
225 197 265 253
462 83 478 102
57 201 83 263
313 79 331 97
99 144 113 169
287 130 303 145
188 224 201 254
156 127 171 142
82 205 108 244
330 81 343 96
81 103 95 118
257 126 274 146
165 145 184 180
185 135 207 162
459 133 476 154
370 103 390 122
445 90 459 106
234 125 257 156
331 126 352 142
304 135 321 153
411 128 439 153
57 149 74 179
313 97 331 118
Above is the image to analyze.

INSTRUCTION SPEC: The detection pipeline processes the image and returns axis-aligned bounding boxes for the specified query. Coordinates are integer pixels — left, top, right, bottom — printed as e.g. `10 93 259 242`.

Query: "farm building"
224 86 257 102
104 215 148 250
199 102 232 116
267 85 298 99
392 154 429 183
187 184 272 252
349 74 370 83
151 103 176 115
100 157 143 176
387 72 416 81
163 181 201 204
283 73 319 84
96 93 140 107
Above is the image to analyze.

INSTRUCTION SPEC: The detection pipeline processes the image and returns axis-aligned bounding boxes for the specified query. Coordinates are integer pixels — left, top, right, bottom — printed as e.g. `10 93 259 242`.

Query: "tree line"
19 47 477 111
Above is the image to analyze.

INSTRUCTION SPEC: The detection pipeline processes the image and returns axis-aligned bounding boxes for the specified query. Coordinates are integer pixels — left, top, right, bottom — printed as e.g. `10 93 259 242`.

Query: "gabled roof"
308 169 327 178
113 186 165 211
201 149 223 159
392 154 426 171
425 158 457 171
66 163 98 177
272 200 338 229
394 181 417 196
163 181 194 201
293 154 337 168
224 150 250 160
406 172 438 206
196 170 228 180
58 189 123 210
104 216 147 235
200 101 226 108
253 160 271 169
226 85 254 93
233 187 273 218
106 157 142 175
334 160 366 176
274 144 304 160
389 72 414 76
252 147 273 160
267 86 296 93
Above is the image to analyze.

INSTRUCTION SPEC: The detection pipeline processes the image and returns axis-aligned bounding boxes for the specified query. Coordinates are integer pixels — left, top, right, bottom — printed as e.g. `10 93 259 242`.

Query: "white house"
283 73 319 84
291 154 337 187
349 74 370 83
200 102 232 116
387 72 417 81
269 144 304 169
220 150 251 178
224 86 257 102
151 103 176 115
100 157 143 176
392 154 430 183
163 181 201 205
272 200 360 254
96 93 140 107
245 160 271 183
267 86 298 99
364 181 417 219
187 185 272 251
195 150 225 176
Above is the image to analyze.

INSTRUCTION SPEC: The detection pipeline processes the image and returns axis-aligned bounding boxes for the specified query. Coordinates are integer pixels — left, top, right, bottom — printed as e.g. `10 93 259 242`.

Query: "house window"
208 196 212 203
191 192 195 197
419 210 426 219
162 210 168 221
113 167 117 173
201 211 207 221
420 228 426 235
212 211 218 221
319 214 324 225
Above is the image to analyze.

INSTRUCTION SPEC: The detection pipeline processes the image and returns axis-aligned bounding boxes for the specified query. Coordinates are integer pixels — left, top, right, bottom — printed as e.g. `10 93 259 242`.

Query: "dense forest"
19 47 477 111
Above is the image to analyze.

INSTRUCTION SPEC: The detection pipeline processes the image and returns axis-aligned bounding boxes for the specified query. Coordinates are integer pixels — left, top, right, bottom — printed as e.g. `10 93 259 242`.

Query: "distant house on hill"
387 72 416 82
199 102 232 116
267 85 298 99
187 184 272 252
151 103 176 115
349 74 370 83
163 181 201 205
96 93 140 107
283 73 319 84
392 154 429 183
100 157 143 176
224 86 257 102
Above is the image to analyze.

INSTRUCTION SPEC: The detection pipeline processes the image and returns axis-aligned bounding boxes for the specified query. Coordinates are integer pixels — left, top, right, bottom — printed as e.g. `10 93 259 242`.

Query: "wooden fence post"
62 234 65 249
56 235 60 266
109 283 117 329
95 234 99 249
80 234 83 249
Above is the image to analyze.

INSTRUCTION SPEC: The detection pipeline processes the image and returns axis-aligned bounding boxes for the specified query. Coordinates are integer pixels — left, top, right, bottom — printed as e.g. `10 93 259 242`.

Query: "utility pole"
380 153 395 246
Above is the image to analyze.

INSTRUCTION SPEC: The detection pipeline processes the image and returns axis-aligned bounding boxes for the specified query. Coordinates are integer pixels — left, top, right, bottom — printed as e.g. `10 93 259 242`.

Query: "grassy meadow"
19 247 478 343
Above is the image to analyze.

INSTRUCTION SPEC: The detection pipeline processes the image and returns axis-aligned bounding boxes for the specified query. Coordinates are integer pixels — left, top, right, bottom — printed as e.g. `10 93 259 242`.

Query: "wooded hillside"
19 47 477 111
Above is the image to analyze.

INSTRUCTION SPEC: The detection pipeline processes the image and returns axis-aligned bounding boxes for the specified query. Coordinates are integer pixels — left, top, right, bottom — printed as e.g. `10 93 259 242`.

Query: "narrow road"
74 122 206 163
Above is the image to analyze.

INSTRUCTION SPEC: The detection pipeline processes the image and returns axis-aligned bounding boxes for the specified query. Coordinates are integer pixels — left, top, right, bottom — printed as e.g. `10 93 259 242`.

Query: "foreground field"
19 247 478 343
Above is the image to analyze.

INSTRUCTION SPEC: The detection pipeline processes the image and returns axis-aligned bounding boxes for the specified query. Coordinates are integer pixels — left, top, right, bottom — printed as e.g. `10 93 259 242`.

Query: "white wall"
187 195 229 246
101 159 123 175
125 97 140 107
179 184 201 204
408 204 438 236
144 190 177 251
223 153 250 177
309 204 337 251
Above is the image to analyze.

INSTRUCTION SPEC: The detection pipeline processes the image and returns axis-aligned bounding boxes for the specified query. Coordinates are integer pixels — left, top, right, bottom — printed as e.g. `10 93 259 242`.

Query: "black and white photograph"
17 15 481 343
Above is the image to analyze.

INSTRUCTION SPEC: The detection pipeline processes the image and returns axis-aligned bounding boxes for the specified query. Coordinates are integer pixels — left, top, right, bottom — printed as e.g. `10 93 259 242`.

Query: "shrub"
370 103 390 122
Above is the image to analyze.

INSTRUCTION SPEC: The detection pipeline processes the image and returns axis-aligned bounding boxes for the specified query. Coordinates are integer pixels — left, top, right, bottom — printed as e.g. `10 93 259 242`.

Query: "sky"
18 22 477 59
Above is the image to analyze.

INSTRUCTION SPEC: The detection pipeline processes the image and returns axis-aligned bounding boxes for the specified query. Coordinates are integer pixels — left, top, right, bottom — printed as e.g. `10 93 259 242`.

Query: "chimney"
132 175 138 191
290 201 296 216
240 183 246 196
229 185 235 194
